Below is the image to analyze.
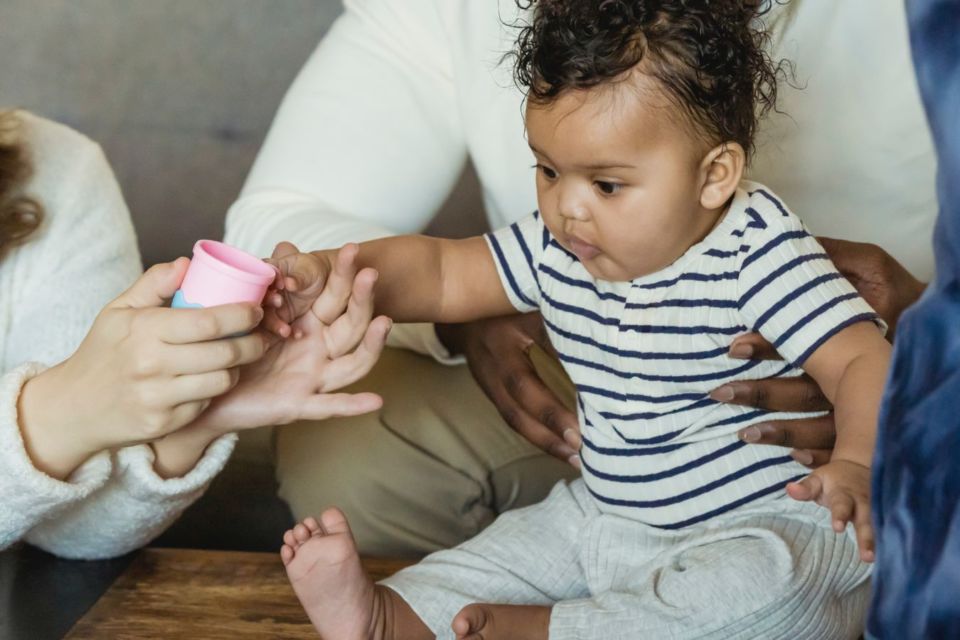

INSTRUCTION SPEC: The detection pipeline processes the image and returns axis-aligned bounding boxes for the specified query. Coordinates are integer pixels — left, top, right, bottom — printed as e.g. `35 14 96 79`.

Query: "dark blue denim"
869 1 960 637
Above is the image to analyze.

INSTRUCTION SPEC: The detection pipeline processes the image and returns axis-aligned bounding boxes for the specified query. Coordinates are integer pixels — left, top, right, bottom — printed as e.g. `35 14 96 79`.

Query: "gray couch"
1 0 483 551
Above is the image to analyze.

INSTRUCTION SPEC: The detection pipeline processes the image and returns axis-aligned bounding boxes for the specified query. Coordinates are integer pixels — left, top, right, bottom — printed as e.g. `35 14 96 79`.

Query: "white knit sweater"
0 112 235 559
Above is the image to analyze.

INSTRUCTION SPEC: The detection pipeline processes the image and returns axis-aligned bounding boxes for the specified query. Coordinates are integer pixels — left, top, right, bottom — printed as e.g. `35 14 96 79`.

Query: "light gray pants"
381 480 871 640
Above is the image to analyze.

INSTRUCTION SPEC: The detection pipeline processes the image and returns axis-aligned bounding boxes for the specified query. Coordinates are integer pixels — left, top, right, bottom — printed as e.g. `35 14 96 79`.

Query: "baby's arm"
272 235 517 328
788 321 892 561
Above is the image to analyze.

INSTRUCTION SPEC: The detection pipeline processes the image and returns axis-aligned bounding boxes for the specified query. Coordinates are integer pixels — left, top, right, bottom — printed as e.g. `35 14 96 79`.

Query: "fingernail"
740 426 762 443
729 343 754 359
791 449 814 466
568 454 582 469
710 385 736 402
563 429 581 449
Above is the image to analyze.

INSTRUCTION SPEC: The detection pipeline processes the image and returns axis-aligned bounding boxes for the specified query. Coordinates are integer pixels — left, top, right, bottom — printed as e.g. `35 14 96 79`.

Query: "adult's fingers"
727 332 783 361
156 369 240 406
736 414 836 450
297 392 385 422
155 303 264 344
711 375 831 412
502 360 580 445
789 448 833 469
477 359 579 464
111 258 190 310
157 333 267 376
318 315 392 391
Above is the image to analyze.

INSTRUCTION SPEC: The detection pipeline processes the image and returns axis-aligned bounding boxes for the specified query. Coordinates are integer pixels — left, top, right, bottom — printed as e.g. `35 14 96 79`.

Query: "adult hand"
187 245 391 436
710 237 925 467
18 258 267 479
436 313 581 466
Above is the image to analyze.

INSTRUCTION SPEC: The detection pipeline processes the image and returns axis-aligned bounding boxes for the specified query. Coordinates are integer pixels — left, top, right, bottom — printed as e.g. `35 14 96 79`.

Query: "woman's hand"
149 245 391 477
18 258 268 479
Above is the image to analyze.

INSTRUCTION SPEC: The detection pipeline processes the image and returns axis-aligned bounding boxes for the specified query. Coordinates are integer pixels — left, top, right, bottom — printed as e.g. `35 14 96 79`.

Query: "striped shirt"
485 182 882 529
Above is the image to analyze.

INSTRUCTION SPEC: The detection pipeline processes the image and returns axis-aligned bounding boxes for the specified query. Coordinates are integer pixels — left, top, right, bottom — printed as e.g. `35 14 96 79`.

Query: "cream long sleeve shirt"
225 0 937 362
0 112 235 559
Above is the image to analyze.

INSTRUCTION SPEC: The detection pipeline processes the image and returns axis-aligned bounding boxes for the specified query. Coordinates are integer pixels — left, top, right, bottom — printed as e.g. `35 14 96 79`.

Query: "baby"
270 1 890 638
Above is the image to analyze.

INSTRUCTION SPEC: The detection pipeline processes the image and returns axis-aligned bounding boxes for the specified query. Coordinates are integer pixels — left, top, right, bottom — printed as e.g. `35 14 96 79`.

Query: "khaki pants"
266 346 579 557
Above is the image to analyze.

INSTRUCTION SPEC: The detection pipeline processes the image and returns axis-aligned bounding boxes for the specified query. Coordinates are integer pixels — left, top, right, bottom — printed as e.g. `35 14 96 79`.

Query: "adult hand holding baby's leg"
17 257 267 479
786 460 875 563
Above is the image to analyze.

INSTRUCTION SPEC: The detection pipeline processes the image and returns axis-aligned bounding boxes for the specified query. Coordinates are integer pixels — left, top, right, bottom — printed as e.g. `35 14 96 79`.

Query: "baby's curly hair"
512 0 783 160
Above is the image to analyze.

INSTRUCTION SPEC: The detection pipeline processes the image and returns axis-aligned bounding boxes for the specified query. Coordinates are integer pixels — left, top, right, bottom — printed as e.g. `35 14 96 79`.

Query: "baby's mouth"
567 235 602 261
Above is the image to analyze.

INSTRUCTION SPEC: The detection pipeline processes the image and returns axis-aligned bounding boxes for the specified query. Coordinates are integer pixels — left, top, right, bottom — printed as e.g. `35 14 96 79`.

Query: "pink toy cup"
171 240 276 309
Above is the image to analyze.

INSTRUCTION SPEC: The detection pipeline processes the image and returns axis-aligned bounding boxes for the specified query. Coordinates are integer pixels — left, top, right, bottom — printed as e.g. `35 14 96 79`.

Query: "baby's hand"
263 242 355 338
786 460 874 562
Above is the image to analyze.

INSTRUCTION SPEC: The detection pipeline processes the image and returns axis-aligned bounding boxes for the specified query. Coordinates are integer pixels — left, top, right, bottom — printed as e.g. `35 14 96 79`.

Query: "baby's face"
525 77 718 282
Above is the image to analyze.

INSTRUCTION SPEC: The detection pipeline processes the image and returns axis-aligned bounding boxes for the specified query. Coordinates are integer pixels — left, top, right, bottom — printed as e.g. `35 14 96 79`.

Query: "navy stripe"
632 271 738 290
750 188 790 217
545 318 731 361
581 434 689 456
542 291 619 326
741 230 809 270
581 440 746 482
511 223 539 289
751 272 844 332
738 253 831 309
791 312 879 366
745 207 767 229
654 476 804 529
487 233 537 308
577 383 705 404
618 323 747 336
585 455 794 508
772 292 860 353
602 397 716 427
558 352 765 383
731 228 745 238
625 298 738 310
539 264 626 302
704 246 750 258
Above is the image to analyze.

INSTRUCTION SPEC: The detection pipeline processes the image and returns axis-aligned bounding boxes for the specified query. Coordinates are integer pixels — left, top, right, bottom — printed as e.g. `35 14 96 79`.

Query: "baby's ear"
698 142 745 210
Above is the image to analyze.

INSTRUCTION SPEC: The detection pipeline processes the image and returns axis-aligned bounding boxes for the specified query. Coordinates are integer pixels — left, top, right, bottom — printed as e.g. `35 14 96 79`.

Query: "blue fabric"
869 1 960 637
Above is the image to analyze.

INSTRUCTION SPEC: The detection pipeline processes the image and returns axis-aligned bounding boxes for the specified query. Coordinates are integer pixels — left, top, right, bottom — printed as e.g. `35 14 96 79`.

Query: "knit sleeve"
484 212 545 313
737 190 884 367
0 364 113 551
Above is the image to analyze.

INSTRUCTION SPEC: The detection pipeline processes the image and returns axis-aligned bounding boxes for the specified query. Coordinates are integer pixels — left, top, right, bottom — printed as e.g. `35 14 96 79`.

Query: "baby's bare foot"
280 509 380 639
452 603 551 640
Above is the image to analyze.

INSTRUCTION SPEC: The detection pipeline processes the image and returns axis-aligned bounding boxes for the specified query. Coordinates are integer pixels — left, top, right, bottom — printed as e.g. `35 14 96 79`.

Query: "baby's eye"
535 164 558 180
595 181 622 195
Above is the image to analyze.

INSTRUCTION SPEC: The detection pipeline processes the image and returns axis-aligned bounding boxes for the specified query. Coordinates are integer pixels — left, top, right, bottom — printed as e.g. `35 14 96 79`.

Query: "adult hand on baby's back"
18 258 267 478
711 238 925 468
436 313 581 466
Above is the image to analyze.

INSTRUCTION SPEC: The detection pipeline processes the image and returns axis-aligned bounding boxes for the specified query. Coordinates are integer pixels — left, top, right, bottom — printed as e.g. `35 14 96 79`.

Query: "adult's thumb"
111 257 190 310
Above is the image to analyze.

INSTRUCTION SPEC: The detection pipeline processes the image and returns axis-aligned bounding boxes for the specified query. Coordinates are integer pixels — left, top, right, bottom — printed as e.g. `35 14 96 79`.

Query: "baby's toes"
280 544 295 566
293 522 313 544
283 528 298 549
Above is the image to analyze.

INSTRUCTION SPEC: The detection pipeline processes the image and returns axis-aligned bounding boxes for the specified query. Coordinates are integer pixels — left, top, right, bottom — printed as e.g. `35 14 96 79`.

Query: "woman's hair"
0 111 43 258
511 0 785 159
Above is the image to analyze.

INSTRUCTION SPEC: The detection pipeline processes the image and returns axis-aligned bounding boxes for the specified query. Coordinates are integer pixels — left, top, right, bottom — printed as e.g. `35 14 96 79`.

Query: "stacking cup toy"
171 240 276 309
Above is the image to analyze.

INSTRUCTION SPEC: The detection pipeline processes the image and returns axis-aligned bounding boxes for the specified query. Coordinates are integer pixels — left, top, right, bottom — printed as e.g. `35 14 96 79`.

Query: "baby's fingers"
853 500 875 563
827 492 855 533
785 473 823 503
312 244 360 325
